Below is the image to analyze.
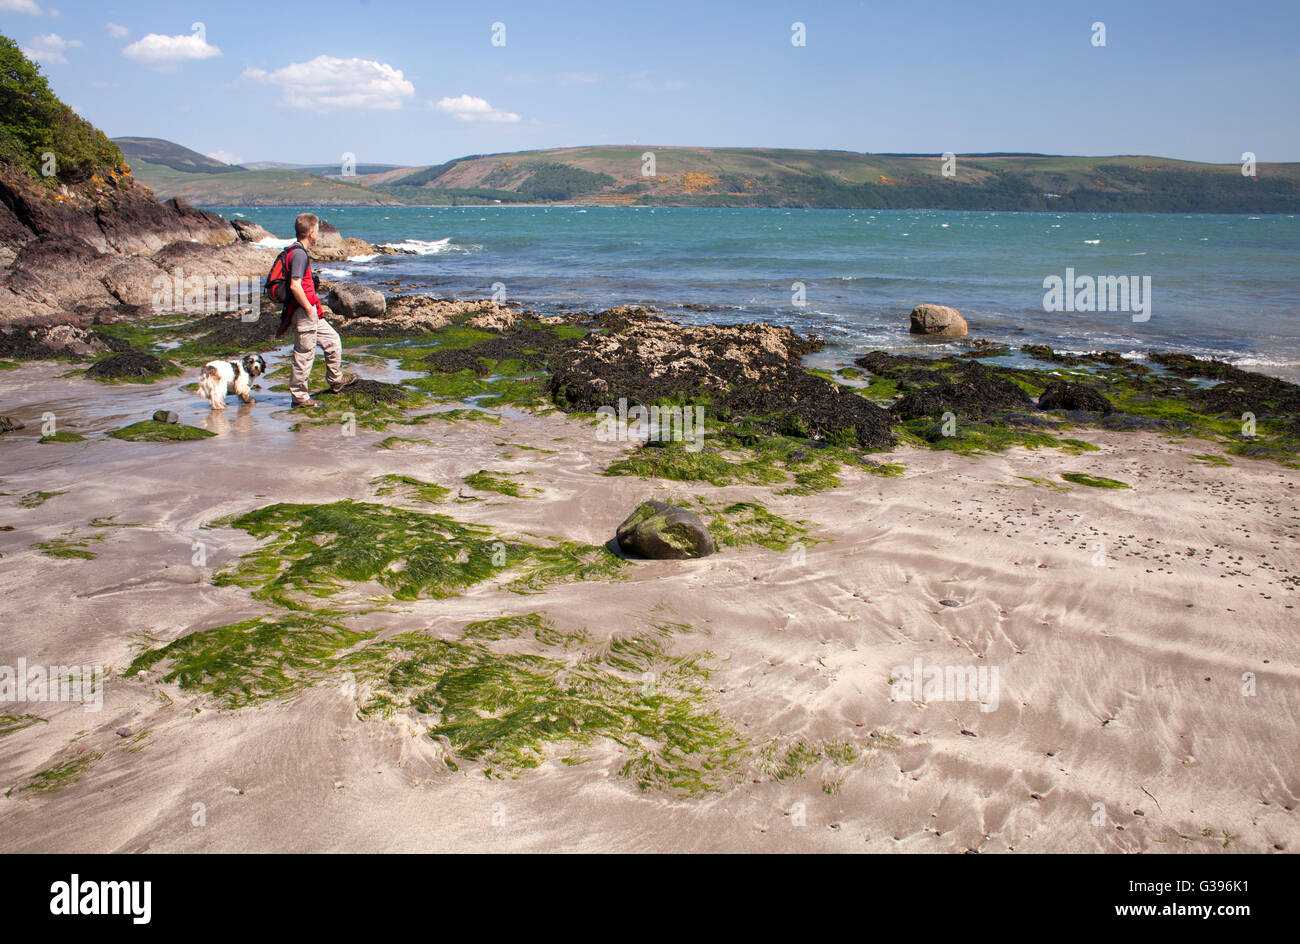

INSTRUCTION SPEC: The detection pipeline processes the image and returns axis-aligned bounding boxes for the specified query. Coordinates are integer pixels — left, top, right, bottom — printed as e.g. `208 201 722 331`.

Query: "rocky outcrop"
467 305 518 332
149 239 270 280
546 312 894 449
337 296 489 335
891 361 1034 421
84 350 179 381
0 323 127 359
327 281 386 318
0 170 235 256
1037 380 1115 414
2 235 120 314
909 304 968 339
231 219 275 243
0 165 260 328
615 500 715 560
102 256 168 307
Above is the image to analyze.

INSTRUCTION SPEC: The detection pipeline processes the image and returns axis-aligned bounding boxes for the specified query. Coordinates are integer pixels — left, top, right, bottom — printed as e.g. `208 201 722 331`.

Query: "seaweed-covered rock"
1020 344 1130 368
0 323 128 360
426 325 581 375
546 313 892 449
317 379 408 407
0 416 24 434
1037 380 1115 414
909 304 967 339
109 420 214 442
84 350 179 381
616 500 715 560
891 362 1033 421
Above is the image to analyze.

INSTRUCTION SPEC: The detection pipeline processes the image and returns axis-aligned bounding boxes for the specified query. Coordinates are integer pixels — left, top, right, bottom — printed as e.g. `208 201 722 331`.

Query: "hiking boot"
329 373 358 394
293 398 319 409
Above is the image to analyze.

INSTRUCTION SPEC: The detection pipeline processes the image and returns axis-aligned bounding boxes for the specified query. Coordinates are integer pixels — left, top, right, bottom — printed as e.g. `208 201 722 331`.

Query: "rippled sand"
1 357 1296 852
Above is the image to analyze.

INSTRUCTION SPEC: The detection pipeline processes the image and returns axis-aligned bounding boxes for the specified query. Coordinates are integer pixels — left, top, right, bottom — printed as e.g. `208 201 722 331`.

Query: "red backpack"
266 242 307 337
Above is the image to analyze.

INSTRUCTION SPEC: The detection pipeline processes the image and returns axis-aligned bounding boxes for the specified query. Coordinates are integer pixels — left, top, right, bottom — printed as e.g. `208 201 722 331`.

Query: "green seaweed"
348 616 747 794
109 420 214 442
463 469 534 498
370 474 451 504
37 431 85 443
127 615 374 708
14 751 101 796
18 489 65 508
0 714 47 737
605 442 786 487
212 500 625 607
32 531 103 559
128 609 745 796
1061 472 1132 489
681 498 811 551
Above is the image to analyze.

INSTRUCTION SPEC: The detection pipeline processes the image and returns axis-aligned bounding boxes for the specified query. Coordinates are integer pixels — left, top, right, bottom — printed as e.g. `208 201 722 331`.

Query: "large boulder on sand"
615 500 715 560
327 281 386 318
909 304 968 339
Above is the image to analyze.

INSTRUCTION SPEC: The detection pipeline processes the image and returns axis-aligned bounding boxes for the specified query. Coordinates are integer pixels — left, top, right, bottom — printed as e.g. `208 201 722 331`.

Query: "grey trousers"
289 309 343 403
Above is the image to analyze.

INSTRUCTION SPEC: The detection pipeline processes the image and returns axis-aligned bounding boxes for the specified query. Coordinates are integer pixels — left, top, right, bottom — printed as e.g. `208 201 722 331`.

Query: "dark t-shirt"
287 245 315 315
288 245 309 280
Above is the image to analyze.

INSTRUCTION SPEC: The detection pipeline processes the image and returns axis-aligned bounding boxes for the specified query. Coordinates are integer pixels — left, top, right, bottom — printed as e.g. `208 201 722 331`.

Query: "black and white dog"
197 355 267 410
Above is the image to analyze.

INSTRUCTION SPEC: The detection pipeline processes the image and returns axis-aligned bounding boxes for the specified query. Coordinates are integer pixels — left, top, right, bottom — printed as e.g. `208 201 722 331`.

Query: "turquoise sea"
211 206 1300 380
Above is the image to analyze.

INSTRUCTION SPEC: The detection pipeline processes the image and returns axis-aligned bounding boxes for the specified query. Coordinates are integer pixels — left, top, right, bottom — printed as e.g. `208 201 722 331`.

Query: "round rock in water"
615 499 716 560
909 304 968 339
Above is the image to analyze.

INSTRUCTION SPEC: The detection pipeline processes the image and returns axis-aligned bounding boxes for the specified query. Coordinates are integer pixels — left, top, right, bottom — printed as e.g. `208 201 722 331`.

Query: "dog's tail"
197 364 220 397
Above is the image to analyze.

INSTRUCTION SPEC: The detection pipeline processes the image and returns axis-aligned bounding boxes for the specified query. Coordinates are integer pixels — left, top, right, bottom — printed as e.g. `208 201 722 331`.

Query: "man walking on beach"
287 212 354 407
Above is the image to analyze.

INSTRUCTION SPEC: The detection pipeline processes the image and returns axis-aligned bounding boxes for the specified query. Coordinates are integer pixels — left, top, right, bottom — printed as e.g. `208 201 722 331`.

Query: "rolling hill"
114 137 405 206
115 139 1300 212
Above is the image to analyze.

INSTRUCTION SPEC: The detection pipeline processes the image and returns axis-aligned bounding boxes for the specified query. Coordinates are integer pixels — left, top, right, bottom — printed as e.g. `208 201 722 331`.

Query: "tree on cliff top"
0 33 122 185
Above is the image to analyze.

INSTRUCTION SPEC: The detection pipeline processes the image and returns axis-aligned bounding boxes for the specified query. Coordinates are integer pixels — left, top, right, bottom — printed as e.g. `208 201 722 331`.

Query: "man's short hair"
295 213 319 239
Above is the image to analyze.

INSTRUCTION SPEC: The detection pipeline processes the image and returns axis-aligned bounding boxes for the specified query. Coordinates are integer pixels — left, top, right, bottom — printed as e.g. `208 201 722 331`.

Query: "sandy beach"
1 343 1295 854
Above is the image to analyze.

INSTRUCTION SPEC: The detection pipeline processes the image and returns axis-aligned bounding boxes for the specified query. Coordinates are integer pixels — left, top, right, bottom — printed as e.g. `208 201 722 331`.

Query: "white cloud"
122 31 221 71
0 0 43 15
21 32 82 66
106 23 128 39
243 55 414 111
432 94 520 123
205 150 242 166
627 71 687 92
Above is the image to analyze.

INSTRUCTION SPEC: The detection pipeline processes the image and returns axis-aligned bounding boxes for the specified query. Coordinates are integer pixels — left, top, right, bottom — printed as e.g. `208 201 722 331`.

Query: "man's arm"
290 277 316 315
287 246 321 317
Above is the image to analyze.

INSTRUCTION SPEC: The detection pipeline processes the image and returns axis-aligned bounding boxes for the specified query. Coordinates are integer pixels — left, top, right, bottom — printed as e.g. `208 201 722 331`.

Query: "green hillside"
124 157 406 206
0 35 122 184
114 136 241 174
370 146 1300 212
116 137 1300 212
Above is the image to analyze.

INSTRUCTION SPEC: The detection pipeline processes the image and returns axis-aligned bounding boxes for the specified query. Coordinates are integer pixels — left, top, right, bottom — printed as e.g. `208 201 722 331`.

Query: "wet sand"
0 353 1296 853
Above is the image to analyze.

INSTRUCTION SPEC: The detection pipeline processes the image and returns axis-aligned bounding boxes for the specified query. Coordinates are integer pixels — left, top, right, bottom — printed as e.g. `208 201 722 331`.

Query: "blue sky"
3 0 1297 166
